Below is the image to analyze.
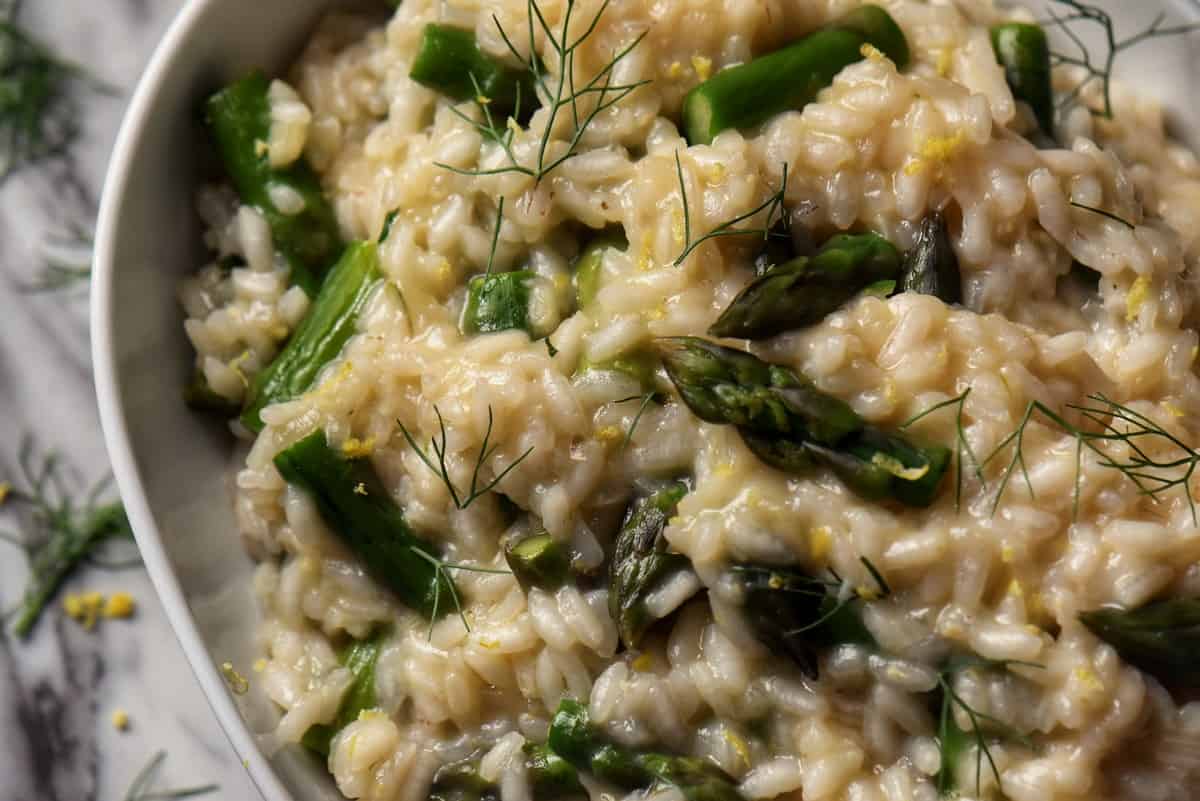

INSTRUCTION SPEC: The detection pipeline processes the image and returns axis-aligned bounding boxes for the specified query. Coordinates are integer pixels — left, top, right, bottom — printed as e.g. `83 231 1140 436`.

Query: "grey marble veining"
0 0 262 799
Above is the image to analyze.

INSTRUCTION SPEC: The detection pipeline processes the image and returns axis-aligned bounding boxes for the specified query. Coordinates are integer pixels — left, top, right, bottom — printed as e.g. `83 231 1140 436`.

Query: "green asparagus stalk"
575 349 659 394
730 564 875 678
990 23 1054 138
657 337 950 507
608 482 690 649
301 629 387 756
410 24 539 123
547 699 742 801
431 743 585 801
709 232 901 339
899 211 961 304
462 271 539 335
1079 599 1200 685
205 72 343 296
183 369 241 416
573 231 627 308
273 431 456 618
753 220 810 277
241 241 383 432
683 6 909 145
505 533 572 592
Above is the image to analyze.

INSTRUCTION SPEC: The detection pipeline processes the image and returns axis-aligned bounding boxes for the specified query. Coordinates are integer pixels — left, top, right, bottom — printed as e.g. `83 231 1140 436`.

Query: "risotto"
179 2 1200 800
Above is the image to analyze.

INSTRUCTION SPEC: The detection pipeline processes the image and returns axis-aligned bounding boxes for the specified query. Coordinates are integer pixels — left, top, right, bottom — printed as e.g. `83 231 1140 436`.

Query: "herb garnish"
123 751 218 801
673 151 791 266
1068 200 1134 230
901 389 984 512
410 544 511 639
984 394 1200 524
437 0 651 185
614 392 657 451
398 405 535 511
1 437 134 637
1043 1 1200 121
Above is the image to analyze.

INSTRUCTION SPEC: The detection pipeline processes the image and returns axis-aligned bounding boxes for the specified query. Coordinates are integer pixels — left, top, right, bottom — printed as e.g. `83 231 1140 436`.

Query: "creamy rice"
183 2 1200 800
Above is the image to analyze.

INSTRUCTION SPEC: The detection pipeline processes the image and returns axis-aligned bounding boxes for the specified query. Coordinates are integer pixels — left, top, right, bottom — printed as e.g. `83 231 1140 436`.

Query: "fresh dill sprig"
0 14 102 182
436 0 651 185
1042 1 1200 120
123 751 218 801
410 544 511 639
902 389 985 512
730 556 891 638
934 658 1038 798
0 436 135 637
1068 200 1134 230
673 151 790 266
614 392 658 451
398 405 535 511
984 393 1200 524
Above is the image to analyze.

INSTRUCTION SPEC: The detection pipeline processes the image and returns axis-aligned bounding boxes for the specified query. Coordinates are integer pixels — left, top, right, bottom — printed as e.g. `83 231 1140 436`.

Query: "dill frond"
123 751 218 801
901 389 985 512
1068 200 1134 230
615 391 657 451
411 544 511 639
1042 1 1200 121
1 436 135 637
397 404 534 511
673 151 791 266
436 0 651 185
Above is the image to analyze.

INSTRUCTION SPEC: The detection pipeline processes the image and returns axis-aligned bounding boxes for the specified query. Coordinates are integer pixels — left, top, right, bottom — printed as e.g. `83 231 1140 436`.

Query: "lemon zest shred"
1073 666 1104 693
723 729 752 769
667 61 684 79
103 592 136 619
341 436 377 459
870 452 930 481
860 43 886 62
1163 401 1185 419
111 709 130 731
357 708 387 721
1007 578 1024 598
1000 544 1015 564
595 425 623 444
253 658 268 673
631 653 654 672
691 55 713 81
353 482 368 496
221 662 249 695
936 48 953 77
1126 275 1151 322
809 526 832 561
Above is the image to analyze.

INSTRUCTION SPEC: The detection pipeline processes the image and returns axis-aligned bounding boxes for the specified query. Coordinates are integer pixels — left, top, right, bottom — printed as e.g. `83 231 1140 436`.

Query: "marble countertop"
0 0 261 798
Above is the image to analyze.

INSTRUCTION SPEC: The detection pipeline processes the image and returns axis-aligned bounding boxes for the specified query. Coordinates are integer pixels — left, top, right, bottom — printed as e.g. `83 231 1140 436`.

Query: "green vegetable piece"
301 630 386 756
573 231 627 308
900 211 961 304
709 231 902 339
273 431 455 618
430 757 499 801
575 348 659 393
1079 598 1200 685
241 241 382 432
431 744 585 801
183 369 241 416
205 72 342 296
657 337 949 507
655 337 861 445
990 23 1054 138
547 699 742 801
463 270 535 335
506 533 572 592
608 483 690 648
682 6 909 145
409 24 538 122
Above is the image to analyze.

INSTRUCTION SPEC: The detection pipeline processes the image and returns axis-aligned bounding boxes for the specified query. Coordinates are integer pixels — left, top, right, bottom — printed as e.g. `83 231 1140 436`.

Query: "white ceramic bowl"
92 2 1200 801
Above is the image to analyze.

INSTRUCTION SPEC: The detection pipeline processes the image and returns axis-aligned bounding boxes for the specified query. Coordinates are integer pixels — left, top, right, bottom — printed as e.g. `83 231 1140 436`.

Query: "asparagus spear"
1079 599 1200 685
608 482 690 649
730 564 875 678
990 23 1054 138
205 72 342 296
682 6 909 145
573 231 627 308
301 629 387 756
709 232 901 339
899 211 961 304
431 743 585 801
273 431 456 618
657 338 950 507
505 533 572 592
575 349 659 394
410 24 539 123
547 699 742 801
242 241 383 432
462 271 540 335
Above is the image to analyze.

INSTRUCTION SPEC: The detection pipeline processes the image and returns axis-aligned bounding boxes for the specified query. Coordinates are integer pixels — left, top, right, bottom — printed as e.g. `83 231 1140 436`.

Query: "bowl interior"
93 3 1200 801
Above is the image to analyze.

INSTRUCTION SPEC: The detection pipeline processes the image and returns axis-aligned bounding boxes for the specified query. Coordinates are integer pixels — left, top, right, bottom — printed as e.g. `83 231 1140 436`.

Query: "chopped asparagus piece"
573 231 627 308
242 242 383 432
463 271 537 335
608 482 690 649
273 431 455 618
301 630 386 756
990 23 1054 138
410 24 538 123
506 533 572 592
899 211 961 304
1079 598 1200 685
205 72 342 296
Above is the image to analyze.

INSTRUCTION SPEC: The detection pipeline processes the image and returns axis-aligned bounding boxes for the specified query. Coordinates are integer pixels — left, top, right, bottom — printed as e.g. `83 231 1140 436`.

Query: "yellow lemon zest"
671 206 686 247
691 55 713 81
809 526 832 561
870 452 930 481
936 48 953 77
667 61 684 79
1007 578 1024 598
1126 275 1151 322
1163 401 1185 419
316 360 354 399
631 653 654 672
1073 666 1104 693
254 139 268 157
768 573 785 590
342 436 377 459
229 350 252 388
358 708 387 721
253 658 268 673
221 662 249 695
713 461 734 478
723 729 752 769
637 232 655 272
102 592 136 619
353 482 368 496
63 591 105 630
476 94 491 106
1192 345 1199 364
856 585 881 602
860 43 886 62
595 425 623 443
1000 544 1015 564
476 636 500 650
111 709 130 731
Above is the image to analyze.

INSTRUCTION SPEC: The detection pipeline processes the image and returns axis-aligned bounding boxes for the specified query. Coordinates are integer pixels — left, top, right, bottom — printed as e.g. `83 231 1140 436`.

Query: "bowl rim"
92 1 285 799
